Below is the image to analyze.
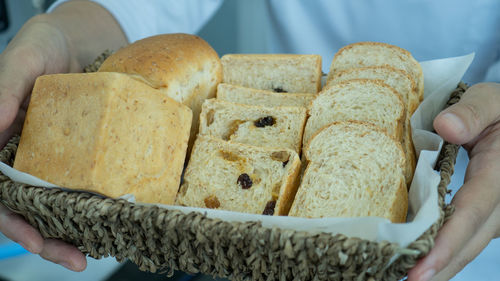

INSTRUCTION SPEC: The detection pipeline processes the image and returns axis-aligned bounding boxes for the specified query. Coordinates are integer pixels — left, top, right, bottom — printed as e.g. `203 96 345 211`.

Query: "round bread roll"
99 33 222 153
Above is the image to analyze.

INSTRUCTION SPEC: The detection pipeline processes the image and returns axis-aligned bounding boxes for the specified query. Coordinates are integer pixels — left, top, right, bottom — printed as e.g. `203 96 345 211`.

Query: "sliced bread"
327 66 417 185
199 99 307 153
221 54 322 94
302 79 405 149
289 121 407 223
327 42 424 101
176 136 301 215
327 66 419 115
216 83 315 108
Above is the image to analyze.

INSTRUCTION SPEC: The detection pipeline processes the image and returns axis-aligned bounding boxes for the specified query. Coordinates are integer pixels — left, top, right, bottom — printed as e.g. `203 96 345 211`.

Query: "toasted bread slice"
328 42 423 102
302 79 405 150
216 83 315 108
176 136 301 215
199 99 307 153
221 54 322 94
290 121 407 223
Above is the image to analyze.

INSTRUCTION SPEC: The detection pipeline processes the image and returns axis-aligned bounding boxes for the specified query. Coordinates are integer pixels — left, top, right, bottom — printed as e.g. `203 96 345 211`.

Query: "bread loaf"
199 99 307 153
98 33 222 152
289 121 407 223
302 79 405 149
14 72 192 205
327 66 417 185
221 54 322 94
216 83 315 108
176 136 301 215
328 42 424 101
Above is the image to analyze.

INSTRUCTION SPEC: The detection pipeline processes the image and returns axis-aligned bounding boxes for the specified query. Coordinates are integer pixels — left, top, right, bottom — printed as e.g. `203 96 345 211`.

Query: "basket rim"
0 81 466 280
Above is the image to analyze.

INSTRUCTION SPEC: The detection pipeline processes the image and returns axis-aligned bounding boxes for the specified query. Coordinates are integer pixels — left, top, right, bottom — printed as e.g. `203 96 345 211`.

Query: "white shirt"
50 0 500 83
46 1 500 280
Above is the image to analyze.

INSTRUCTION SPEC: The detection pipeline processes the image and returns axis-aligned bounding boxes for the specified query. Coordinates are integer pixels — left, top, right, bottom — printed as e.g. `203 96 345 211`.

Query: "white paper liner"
0 53 474 251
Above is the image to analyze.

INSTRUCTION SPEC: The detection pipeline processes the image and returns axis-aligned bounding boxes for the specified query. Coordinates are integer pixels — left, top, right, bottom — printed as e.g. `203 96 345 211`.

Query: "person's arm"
408 82 500 281
0 0 126 271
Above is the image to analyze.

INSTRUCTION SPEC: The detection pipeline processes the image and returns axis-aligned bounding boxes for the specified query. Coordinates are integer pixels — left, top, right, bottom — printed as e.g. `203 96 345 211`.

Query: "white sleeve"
47 0 223 43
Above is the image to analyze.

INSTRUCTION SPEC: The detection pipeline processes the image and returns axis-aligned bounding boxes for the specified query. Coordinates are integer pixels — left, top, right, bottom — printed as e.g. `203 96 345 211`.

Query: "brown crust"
99 33 221 90
328 41 423 102
275 153 302 215
304 120 406 171
327 65 420 115
312 79 405 143
221 54 322 93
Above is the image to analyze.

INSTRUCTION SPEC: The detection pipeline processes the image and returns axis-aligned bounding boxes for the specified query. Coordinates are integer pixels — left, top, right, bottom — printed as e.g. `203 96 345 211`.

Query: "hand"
0 14 86 271
408 82 500 281
0 1 126 271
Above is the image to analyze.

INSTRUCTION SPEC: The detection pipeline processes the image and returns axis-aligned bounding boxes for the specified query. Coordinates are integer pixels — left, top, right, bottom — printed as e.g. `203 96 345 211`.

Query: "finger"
0 203 44 253
40 239 87 272
433 83 500 145
431 203 500 280
0 46 45 132
407 171 499 281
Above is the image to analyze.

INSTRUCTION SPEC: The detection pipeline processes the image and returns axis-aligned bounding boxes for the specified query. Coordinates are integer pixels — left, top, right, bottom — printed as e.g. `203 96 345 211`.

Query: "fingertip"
434 111 468 144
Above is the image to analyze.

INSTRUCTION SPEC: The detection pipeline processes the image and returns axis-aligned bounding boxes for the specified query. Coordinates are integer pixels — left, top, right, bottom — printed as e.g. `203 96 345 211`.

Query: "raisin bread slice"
221 54 322 94
302 79 405 150
199 99 307 153
327 42 424 101
216 83 315 108
327 66 418 185
176 136 301 215
289 121 407 223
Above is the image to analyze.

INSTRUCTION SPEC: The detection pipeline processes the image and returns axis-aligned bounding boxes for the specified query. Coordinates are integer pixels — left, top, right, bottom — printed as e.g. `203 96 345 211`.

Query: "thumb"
0 47 44 133
433 83 500 145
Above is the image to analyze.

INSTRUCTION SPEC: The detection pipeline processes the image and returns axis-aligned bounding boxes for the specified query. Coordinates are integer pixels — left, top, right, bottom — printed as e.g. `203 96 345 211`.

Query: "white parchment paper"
0 53 474 250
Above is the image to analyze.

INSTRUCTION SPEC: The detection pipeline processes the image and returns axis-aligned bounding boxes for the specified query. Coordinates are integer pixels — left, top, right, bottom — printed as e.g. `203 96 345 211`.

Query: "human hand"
0 1 126 271
407 82 500 281
0 14 87 271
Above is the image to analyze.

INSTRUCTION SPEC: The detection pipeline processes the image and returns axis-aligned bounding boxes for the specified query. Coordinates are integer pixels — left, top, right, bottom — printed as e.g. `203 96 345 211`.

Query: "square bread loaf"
289 121 407 223
13 72 192 205
221 54 322 94
176 136 301 215
216 83 316 108
199 99 307 153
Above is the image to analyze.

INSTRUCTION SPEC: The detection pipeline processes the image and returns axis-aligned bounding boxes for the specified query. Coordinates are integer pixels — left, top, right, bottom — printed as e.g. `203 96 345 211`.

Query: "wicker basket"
0 54 466 280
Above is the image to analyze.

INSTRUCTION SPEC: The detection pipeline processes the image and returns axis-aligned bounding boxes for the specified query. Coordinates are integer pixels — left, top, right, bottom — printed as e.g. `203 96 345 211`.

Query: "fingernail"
419 269 436 281
442 112 466 134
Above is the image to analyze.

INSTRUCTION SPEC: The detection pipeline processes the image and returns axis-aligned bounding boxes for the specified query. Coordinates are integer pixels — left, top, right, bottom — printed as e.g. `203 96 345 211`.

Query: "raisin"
237 173 253 189
204 195 220 209
262 200 276 215
273 87 287 93
254 116 275 127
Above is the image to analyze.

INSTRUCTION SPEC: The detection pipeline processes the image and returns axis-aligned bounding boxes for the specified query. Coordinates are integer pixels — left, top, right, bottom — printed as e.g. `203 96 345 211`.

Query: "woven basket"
0 54 466 280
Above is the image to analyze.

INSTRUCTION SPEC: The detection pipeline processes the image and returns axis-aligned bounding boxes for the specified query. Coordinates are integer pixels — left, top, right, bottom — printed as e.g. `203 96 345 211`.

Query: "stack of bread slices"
175 54 322 215
177 42 422 222
289 42 423 223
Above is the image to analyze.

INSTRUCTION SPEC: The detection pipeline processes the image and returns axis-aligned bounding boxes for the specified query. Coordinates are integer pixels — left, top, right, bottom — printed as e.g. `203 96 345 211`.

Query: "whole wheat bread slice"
327 66 417 185
216 83 315 108
176 136 301 215
327 42 423 101
289 121 407 223
302 79 405 150
221 54 322 94
199 99 307 153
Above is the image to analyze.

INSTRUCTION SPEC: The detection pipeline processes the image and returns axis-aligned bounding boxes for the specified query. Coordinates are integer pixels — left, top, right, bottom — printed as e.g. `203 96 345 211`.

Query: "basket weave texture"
0 55 466 280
